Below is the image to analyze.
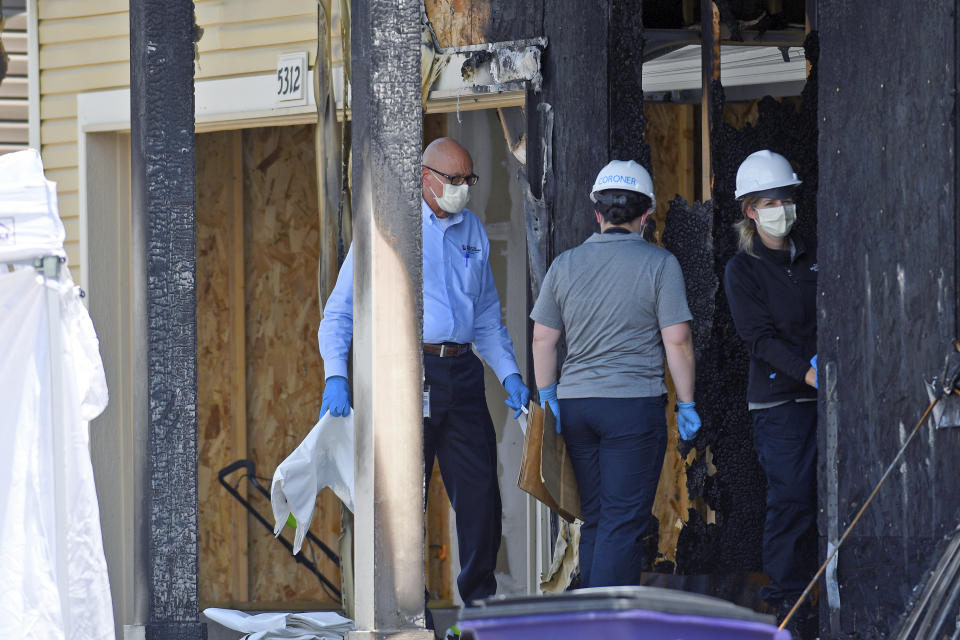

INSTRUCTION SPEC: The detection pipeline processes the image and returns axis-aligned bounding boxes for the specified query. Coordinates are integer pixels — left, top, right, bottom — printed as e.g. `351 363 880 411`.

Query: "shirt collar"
585 231 642 244
752 233 805 264
422 198 464 226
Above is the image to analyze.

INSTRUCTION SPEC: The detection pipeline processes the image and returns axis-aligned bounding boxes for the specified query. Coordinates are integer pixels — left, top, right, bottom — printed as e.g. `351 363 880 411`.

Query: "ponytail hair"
595 189 652 225
735 196 761 256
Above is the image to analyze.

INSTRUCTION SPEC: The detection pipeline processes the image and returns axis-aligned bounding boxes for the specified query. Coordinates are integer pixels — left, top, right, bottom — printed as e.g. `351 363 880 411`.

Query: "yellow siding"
39 93 75 120
40 118 76 144
38 12 128 44
38 0 321 284
41 141 77 169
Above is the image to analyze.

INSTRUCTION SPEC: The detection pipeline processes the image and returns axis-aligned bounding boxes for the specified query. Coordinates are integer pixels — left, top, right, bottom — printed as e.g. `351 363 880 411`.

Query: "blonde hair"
734 196 762 256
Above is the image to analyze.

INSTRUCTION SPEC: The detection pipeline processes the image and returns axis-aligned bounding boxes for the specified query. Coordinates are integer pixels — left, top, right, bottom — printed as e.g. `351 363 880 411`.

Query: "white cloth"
203 608 353 640
0 150 65 263
271 413 354 554
0 268 113 640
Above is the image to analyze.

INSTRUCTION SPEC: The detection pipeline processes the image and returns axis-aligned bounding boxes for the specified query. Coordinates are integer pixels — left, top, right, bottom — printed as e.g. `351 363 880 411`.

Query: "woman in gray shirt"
530 160 700 587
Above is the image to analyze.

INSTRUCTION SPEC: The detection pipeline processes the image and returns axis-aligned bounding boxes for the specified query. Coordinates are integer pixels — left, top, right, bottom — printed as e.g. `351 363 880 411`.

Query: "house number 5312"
276 52 307 104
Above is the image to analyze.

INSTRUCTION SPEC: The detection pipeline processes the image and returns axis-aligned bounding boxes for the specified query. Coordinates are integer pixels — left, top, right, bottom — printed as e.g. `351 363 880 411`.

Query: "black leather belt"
423 342 471 357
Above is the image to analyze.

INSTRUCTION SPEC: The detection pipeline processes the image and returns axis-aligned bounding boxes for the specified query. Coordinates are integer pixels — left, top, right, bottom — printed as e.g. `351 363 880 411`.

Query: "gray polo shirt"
530 232 692 399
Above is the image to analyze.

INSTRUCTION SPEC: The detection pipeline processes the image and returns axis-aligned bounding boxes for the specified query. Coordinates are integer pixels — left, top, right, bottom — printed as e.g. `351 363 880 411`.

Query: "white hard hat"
734 150 802 199
590 160 656 209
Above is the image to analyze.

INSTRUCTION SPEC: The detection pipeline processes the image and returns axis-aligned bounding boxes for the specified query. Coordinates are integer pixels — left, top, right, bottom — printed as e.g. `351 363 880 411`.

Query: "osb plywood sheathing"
198 130 250 606
244 125 341 606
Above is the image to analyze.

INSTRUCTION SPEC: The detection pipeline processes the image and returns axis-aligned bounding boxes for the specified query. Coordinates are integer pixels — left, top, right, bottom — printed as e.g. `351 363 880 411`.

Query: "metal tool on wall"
218 459 342 603
926 341 960 428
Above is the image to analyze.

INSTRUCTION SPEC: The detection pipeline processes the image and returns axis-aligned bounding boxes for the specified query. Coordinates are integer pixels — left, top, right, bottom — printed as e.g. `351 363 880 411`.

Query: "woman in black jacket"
723 150 818 627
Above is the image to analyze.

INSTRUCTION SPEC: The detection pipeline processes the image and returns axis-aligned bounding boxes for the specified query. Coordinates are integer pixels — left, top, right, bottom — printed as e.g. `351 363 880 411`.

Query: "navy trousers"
559 396 667 587
752 401 818 602
423 352 501 605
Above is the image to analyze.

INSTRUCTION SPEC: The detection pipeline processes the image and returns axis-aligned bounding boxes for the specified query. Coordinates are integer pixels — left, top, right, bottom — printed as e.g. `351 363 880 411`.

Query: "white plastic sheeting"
203 608 353 640
0 150 65 263
271 413 354 555
0 149 113 640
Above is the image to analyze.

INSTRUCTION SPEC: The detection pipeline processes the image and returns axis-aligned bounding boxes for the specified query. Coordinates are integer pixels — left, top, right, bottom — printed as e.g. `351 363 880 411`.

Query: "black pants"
560 396 667 587
423 352 501 605
752 401 818 602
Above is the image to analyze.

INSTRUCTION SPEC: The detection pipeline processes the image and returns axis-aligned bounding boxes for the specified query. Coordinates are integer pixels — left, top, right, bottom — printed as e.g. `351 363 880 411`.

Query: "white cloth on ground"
203 608 353 640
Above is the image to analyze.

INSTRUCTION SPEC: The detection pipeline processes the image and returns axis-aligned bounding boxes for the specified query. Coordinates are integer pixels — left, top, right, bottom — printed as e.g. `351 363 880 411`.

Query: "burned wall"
818 1 960 637
661 34 820 590
537 0 613 256
423 0 544 48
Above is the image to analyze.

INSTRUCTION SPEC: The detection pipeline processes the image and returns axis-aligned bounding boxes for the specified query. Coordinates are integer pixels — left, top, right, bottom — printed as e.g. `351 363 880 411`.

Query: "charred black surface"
641 1 686 29
819 1 959 637
130 1 204 638
540 0 610 257
661 33 819 587
609 0 651 170
541 1 653 256
641 0 804 29
484 2 545 43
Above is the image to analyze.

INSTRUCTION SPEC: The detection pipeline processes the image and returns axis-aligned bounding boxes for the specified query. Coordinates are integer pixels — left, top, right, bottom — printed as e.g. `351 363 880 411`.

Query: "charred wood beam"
700 0 720 202
540 0 608 255
129 0 203 639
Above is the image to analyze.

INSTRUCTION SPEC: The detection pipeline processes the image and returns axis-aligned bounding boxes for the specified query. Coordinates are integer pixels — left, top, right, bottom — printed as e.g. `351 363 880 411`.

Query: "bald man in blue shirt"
317 137 530 605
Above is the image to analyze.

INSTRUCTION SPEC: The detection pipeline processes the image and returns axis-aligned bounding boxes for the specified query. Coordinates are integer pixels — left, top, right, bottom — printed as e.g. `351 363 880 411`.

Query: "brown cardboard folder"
517 403 581 522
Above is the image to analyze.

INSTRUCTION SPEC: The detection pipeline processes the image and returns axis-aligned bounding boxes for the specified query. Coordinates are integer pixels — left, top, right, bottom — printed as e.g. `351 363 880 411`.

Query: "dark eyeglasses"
424 165 479 186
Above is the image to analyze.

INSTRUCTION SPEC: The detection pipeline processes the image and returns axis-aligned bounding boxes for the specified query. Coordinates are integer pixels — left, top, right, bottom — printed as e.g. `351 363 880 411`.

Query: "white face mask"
430 180 471 214
754 204 796 238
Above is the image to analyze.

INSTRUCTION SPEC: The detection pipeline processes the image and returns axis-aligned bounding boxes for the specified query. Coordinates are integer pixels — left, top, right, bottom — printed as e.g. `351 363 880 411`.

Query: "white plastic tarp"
0 150 65 263
270 412 354 555
0 149 113 640
203 608 353 640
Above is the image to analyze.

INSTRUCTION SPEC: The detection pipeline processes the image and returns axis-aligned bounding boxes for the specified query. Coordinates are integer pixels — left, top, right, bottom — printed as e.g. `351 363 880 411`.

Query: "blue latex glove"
676 401 701 441
320 375 351 417
810 354 818 389
503 373 531 420
539 382 561 434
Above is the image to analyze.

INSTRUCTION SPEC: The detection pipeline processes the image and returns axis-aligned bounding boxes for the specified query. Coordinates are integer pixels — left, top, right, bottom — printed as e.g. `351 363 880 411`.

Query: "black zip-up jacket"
723 234 818 405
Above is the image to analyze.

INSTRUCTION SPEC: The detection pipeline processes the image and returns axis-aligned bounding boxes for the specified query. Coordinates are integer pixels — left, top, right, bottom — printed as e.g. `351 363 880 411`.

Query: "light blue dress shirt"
317 199 521 384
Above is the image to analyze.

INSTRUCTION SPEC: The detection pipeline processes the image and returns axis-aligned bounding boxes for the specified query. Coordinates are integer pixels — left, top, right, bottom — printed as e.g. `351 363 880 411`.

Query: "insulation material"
540 521 581 593
421 22 449 104
489 45 543 92
243 125 341 605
